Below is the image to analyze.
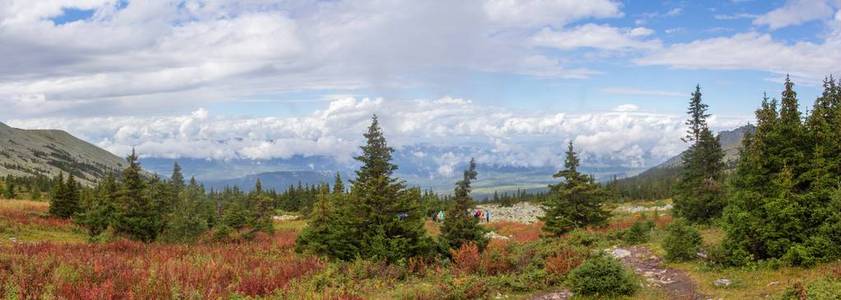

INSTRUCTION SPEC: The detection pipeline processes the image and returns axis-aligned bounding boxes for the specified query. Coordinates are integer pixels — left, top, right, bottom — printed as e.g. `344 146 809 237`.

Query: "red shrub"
450 243 480 274
479 240 512 275
545 248 584 276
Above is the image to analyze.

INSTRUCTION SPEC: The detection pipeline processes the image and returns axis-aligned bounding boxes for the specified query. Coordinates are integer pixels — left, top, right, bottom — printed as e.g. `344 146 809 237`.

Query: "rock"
714 278 732 287
767 281 779 287
485 231 510 240
619 204 673 213
272 215 299 221
609 248 632 259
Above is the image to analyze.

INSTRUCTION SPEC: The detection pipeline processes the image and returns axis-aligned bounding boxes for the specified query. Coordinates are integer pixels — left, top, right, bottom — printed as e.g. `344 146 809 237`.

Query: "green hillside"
0 122 126 185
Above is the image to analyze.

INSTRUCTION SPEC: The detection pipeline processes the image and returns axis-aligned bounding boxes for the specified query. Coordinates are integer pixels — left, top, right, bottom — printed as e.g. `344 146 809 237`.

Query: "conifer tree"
674 85 726 223
441 158 488 251
77 174 118 237
346 115 433 261
170 162 185 193
540 141 609 236
2 178 15 199
114 149 161 242
49 173 80 219
296 185 359 259
162 176 209 243
333 172 344 194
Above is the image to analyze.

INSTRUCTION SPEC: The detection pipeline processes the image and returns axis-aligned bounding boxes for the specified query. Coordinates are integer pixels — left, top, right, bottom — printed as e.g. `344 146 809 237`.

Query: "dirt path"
610 246 707 300
531 246 706 300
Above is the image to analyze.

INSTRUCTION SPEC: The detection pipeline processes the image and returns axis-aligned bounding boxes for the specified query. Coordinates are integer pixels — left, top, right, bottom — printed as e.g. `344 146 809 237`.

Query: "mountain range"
0 122 126 185
1 120 754 194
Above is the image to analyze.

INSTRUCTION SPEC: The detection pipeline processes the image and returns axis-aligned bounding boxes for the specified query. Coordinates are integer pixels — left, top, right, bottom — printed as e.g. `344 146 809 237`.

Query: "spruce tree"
296 185 359 259
161 177 209 243
114 149 161 242
347 115 433 261
2 178 15 199
674 85 726 223
170 162 185 193
540 141 609 236
77 174 118 237
49 173 80 219
441 158 488 251
333 172 344 194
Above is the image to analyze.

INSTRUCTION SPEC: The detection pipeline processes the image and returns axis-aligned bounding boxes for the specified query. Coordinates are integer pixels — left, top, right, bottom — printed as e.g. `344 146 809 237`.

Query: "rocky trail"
531 246 707 300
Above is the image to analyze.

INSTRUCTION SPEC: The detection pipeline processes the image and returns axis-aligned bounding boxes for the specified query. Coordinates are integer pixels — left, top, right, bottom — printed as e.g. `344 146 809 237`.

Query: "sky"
2 0 841 176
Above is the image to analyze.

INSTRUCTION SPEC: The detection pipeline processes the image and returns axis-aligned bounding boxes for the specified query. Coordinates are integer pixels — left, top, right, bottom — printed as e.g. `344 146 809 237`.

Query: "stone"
610 248 632 259
714 278 732 287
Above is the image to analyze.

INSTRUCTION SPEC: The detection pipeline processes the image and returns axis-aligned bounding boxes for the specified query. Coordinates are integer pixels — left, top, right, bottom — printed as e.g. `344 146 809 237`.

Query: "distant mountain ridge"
0 121 126 184
614 124 755 195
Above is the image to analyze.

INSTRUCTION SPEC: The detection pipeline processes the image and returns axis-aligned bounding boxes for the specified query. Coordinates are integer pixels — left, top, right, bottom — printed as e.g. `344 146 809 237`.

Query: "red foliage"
545 248 584 276
487 221 542 242
0 231 324 299
479 240 512 275
450 243 480 274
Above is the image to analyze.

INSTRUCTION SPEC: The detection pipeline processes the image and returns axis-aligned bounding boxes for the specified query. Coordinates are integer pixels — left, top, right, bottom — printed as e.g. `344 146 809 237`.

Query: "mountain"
613 124 755 199
0 121 126 184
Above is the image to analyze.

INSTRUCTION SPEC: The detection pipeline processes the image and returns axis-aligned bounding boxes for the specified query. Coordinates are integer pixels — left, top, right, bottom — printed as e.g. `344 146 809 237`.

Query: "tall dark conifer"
348 115 432 261
114 149 161 242
674 85 725 223
540 142 609 236
441 158 488 251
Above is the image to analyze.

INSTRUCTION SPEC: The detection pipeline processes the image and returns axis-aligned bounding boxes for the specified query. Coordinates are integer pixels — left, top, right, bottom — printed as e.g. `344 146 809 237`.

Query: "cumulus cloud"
7 97 750 173
0 0 639 119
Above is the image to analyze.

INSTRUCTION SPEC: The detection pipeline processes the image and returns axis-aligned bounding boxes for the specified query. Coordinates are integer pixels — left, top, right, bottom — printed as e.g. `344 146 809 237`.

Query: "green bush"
621 220 654 245
782 244 816 267
662 219 702 262
781 279 841 300
567 255 637 296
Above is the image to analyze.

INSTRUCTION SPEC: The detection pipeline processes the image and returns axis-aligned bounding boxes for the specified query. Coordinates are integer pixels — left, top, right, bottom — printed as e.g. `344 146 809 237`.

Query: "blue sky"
3 0 840 173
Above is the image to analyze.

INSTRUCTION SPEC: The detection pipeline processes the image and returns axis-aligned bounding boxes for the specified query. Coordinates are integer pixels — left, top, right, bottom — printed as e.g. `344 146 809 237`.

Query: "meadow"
1 198 840 299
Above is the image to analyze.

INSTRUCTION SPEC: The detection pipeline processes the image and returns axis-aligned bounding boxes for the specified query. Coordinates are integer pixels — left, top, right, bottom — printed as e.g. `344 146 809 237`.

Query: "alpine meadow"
3 1 841 299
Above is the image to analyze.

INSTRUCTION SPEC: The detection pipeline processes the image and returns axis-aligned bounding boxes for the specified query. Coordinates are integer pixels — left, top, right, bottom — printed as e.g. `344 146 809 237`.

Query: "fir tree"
2 178 15 199
76 174 118 237
674 85 726 223
333 172 344 194
170 162 185 193
540 141 609 236
114 149 161 242
49 173 80 219
441 158 488 251
342 115 433 261
161 177 209 243
296 185 359 259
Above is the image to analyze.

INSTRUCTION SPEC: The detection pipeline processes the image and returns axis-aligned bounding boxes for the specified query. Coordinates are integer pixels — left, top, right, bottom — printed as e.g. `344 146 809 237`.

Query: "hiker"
397 212 408 221
485 209 491 223
437 210 445 222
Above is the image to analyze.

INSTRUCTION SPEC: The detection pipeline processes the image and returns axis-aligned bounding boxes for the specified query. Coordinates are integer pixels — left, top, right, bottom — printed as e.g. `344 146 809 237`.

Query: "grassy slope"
2 197 839 299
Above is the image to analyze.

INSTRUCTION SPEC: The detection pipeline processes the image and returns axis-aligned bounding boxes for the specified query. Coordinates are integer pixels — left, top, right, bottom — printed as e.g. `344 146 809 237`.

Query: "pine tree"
441 158 488 251
674 85 726 223
344 115 433 261
540 141 609 236
114 149 161 242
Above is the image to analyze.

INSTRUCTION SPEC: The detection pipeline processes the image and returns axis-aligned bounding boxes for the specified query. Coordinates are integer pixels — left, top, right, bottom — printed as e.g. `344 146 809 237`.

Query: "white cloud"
7 97 750 171
636 32 841 83
483 0 622 27
532 24 661 51
753 0 837 30
0 0 636 119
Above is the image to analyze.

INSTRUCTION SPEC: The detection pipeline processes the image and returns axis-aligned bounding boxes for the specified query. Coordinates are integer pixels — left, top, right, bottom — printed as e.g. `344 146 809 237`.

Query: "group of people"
431 208 492 223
